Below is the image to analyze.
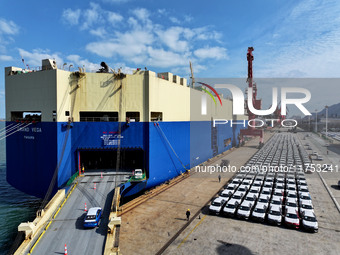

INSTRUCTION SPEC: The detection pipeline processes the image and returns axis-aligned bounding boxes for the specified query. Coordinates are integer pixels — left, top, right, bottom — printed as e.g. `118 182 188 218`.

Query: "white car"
252 181 262 188
248 188 260 199
243 195 257 208
219 189 233 200
209 197 227 215
286 184 297 192
260 189 271 197
298 186 309 193
299 200 314 215
316 155 323 161
237 185 248 193
223 201 239 217
263 182 273 189
285 197 298 211
284 208 300 229
262 186 272 193
231 179 242 185
270 197 283 210
229 192 244 205
251 204 267 222
242 180 251 186
276 177 284 183
257 196 270 209
225 183 238 192
237 202 253 220
286 191 298 201
299 193 312 204
301 210 318 232
267 205 282 225
275 184 285 190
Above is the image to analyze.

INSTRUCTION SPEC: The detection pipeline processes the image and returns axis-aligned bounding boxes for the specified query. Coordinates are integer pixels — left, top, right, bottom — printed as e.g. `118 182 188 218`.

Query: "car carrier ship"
4 59 246 199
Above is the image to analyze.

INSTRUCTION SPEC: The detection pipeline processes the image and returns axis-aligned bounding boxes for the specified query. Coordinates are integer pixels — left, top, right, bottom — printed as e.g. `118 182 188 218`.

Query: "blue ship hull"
6 121 243 199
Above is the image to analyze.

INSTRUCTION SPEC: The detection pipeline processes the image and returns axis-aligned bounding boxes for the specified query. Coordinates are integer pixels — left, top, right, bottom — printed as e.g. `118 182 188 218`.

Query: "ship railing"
79 117 119 122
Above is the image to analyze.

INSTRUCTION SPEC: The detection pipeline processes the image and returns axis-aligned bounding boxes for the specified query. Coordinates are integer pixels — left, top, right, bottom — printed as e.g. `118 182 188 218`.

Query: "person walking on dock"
218 174 221 183
186 209 190 221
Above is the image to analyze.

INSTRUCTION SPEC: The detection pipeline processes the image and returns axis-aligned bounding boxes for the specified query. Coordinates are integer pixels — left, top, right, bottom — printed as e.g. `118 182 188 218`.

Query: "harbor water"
0 122 41 254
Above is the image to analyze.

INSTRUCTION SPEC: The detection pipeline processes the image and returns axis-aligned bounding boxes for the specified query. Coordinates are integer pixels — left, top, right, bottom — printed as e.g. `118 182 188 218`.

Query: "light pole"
308 115 311 131
315 109 318 133
325 106 328 139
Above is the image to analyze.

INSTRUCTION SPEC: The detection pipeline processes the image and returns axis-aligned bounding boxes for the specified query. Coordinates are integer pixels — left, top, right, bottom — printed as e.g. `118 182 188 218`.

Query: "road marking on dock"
177 215 206 249
81 176 90 183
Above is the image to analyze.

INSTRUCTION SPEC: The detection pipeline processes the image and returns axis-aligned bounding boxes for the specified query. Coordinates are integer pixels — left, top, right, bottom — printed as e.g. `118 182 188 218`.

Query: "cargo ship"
4 59 246 199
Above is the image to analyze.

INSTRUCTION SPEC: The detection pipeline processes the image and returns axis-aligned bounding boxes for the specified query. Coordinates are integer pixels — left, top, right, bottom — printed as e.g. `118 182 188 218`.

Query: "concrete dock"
119 132 274 255
161 132 340 255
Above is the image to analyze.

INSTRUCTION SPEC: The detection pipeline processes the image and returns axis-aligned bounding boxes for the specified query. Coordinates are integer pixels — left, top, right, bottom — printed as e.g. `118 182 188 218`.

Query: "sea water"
0 122 41 254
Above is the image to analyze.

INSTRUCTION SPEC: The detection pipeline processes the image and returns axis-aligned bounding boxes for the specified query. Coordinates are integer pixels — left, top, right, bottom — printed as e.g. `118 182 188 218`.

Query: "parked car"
285 198 299 211
229 192 244 204
257 196 270 209
299 193 312 204
267 205 282 225
209 197 227 215
244 195 257 208
284 208 300 229
299 200 314 215
301 210 318 232
219 190 233 200
237 202 253 220
251 204 267 222
223 201 239 217
84 207 102 228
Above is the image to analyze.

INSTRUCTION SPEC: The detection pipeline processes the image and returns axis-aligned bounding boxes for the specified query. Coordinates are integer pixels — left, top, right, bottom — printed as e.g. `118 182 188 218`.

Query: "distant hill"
316 102 340 118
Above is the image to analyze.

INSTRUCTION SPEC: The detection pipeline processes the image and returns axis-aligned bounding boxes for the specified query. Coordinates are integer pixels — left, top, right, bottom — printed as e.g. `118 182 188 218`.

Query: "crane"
189 61 195 88
239 47 264 147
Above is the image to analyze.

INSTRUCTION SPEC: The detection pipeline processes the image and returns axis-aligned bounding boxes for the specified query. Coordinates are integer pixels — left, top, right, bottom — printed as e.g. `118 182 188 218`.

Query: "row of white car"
244 133 311 171
209 133 318 232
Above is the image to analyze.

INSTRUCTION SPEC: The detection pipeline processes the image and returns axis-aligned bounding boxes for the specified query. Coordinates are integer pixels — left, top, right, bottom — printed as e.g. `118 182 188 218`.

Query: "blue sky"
1 0 340 118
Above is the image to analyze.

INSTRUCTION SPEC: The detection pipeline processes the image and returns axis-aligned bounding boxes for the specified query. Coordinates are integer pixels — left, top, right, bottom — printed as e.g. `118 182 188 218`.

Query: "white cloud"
107 11 123 23
0 55 13 61
131 8 150 22
194 27 222 41
82 3 101 30
61 8 81 25
62 3 123 31
184 15 193 23
86 29 153 62
18 48 64 68
255 0 340 77
77 6 227 72
90 27 107 38
169 17 180 24
146 47 188 68
194 47 228 60
0 18 19 35
67 55 100 72
157 9 167 15
112 63 135 74
102 0 130 3
156 27 189 52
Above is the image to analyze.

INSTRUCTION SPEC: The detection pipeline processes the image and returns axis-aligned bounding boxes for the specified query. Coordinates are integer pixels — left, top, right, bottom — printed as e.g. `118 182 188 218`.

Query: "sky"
1 0 340 118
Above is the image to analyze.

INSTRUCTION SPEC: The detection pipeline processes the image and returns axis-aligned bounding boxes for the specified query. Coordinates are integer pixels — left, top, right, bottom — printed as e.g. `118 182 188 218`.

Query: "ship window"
11 111 41 122
151 112 162 121
65 111 70 116
79 112 118 122
126 112 140 122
